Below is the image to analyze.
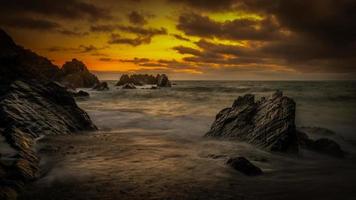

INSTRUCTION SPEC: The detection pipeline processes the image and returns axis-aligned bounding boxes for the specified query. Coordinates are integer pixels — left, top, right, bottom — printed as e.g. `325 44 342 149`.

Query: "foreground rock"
93 82 109 91
297 131 344 157
55 59 100 88
116 74 171 87
206 91 298 152
68 90 90 97
226 157 263 176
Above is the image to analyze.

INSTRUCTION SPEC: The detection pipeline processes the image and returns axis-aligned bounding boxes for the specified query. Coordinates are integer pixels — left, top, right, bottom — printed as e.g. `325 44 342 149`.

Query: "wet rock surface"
122 83 137 89
206 91 298 152
226 157 263 176
116 74 171 87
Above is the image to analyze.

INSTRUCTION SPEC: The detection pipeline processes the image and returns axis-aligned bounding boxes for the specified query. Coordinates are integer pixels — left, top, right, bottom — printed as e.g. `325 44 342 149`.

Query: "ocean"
80 80 356 147
21 80 356 200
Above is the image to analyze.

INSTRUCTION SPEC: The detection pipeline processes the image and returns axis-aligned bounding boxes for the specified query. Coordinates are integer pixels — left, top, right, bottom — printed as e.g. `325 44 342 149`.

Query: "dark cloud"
173 46 201 56
57 29 89 36
46 44 106 54
169 0 237 11
171 34 191 42
0 0 111 20
0 17 60 30
108 34 153 46
177 13 284 41
127 11 147 25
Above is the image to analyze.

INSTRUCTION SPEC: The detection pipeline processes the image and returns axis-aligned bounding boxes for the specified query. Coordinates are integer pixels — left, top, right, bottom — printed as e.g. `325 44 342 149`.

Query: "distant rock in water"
93 82 109 91
206 91 298 152
116 74 171 87
68 89 90 97
122 83 137 89
226 157 263 176
55 59 100 88
156 74 171 87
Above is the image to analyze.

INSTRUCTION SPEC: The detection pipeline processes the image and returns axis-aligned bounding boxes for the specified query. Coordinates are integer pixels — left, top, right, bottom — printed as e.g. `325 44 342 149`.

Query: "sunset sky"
1 0 355 80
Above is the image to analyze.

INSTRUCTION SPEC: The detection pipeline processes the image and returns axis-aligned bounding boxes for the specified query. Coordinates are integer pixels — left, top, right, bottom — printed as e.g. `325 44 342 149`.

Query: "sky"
1 0 356 80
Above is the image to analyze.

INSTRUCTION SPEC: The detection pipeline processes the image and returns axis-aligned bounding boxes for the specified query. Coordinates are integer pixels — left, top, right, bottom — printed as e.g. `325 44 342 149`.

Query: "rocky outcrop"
122 83 136 89
226 157 263 176
93 82 109 91
55 59 100 88
0 81 97 199
156 74 171 87
0 29 60 85
116 74 171 87
206 91 298 152
68 90 90 97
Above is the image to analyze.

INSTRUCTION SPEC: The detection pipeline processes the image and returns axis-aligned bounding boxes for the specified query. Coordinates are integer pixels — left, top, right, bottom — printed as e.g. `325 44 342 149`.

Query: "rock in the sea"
56 59 100 88
122 83 137 89
156 74 171 87
68 90 90 97
116 74 171 87
297 131 344 157
226 157 263 176
93 82 109 91
206 91 298 152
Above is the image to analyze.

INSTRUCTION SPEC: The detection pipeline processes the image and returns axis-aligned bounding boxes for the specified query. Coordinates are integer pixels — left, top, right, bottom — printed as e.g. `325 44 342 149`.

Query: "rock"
206 91 298 152
156 74 171 87
68 90 90 97
0 29 60 85
122 83 136 89
297 131 344 157
56 59 100 88
115 74 172 87
93 82 109 91
226 157 263 176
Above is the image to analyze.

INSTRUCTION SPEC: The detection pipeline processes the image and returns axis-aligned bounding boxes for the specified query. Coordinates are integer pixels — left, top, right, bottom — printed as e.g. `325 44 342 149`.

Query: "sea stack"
116 74 171 87
206 91 298 152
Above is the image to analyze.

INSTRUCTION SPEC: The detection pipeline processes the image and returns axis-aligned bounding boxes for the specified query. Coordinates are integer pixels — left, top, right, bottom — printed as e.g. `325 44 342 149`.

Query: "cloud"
127 11 147 25
108 34 152 46
46 44 107 54
177 13 284 41
171 34 191 42
169 0 237 11
0 17 60 30
0 0 111 20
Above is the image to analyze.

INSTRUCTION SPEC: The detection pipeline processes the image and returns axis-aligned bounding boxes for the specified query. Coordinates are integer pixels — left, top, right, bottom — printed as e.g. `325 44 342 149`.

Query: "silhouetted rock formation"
0 29 97 199
56 59 100 88
226 157 263 176
68 90 90 97
0 29 60 85
116 74 171 87
122 83 137 89
93 82 109 91
156 74 171 87
206 91 298 152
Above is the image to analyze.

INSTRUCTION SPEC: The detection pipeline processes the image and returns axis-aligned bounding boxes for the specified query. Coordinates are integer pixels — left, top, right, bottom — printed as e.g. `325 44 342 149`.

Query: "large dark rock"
206 91 298 152
226 157 263 176
55 59 100 88
0 81 97 199
116 74 171 87
93 82 109 91
0 29 60 85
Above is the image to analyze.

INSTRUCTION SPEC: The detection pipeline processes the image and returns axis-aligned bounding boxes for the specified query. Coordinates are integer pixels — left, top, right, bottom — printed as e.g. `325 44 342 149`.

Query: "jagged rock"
93 82 109 91
0 81 97 198
68 90 90 97
156 74 171 87
56 59 100 88
226 157 263 176
297 131 344 157
0 29 60 85
122 83 136 89
116 74 171 87
206 91 297 152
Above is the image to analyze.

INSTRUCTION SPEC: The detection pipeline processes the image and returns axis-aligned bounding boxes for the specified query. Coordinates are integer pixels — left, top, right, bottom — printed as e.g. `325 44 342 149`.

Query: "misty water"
21 81 356 200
